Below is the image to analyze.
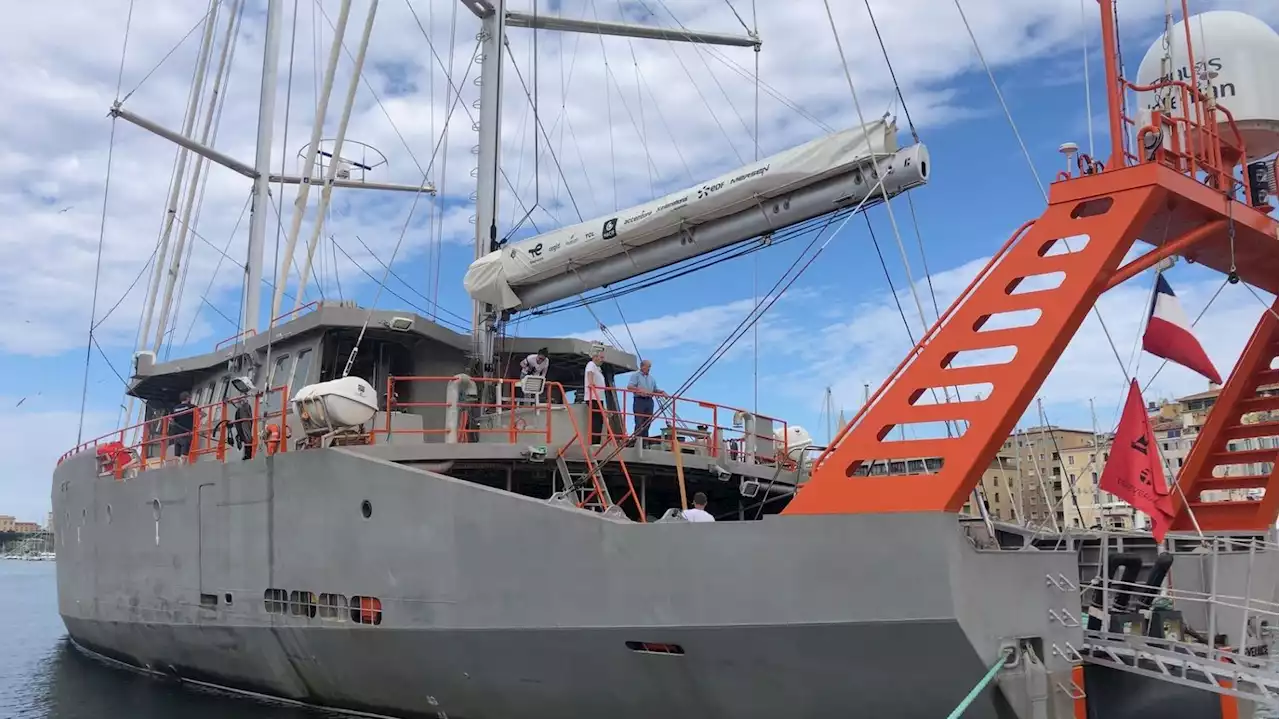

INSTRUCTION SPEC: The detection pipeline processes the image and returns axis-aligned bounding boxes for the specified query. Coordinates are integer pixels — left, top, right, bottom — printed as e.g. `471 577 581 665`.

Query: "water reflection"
1 562 335 719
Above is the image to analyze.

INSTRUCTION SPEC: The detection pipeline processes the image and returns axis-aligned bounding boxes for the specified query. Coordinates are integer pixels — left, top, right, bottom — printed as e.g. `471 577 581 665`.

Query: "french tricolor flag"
1143 274 1222 385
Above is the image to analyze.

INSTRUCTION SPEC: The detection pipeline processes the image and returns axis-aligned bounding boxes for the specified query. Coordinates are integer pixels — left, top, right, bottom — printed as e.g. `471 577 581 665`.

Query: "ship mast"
111 0 434 339
242 0 284 335
461 0 759 375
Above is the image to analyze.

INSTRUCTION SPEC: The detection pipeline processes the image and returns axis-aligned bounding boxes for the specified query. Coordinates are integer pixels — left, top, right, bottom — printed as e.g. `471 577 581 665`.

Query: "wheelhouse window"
290 348 313 394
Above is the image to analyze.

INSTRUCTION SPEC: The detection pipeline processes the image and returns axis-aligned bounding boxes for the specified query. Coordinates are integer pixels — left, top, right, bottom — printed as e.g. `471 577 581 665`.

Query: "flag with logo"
1099 379 1176 541
1143 274 1222 385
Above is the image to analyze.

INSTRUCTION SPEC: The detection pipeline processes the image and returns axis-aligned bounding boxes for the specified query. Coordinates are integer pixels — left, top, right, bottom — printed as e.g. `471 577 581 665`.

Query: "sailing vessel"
53 1 1278 718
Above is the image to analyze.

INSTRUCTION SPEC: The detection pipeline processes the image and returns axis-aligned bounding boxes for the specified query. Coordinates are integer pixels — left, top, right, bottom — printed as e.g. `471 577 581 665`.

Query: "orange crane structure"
786 0 1278 533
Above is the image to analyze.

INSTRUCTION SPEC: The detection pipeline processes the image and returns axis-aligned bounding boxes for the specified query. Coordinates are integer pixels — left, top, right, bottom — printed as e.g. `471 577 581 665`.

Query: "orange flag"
1099 379 1176 541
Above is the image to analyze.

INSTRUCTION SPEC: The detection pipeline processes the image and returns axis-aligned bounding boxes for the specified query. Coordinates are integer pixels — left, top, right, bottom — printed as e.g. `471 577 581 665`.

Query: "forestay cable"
954 0 1131 386
78 0 137 444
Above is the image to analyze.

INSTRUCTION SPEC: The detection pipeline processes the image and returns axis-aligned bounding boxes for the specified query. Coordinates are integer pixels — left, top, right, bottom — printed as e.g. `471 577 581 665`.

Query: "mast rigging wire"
264 0 303 395
341 37 484 378
751 0 759 416
862 0 917 142
348 234 470 326
78 0 137 444
824 0 961 438
119 1 224 103
431 0 460 317
953 0 1131 390
329 237 468 333
581 182 887 480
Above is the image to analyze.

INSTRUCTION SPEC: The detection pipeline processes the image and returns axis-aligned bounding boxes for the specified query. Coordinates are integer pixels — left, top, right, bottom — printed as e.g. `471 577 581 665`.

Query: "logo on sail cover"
602 217 618 240
697 181 725 199
527 243 544 258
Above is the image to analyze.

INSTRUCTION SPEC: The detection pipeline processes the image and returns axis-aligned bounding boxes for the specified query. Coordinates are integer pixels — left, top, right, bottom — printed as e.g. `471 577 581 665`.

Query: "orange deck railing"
1116 79 1249 199
380 376 789 465
58 385 292 478
59 376 796 515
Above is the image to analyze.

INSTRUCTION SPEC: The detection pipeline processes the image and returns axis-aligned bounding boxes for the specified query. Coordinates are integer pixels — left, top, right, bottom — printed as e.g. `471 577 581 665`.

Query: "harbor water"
0 560 336 719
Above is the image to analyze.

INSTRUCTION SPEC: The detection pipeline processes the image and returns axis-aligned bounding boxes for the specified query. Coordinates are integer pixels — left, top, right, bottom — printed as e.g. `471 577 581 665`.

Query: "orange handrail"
59 385 291 472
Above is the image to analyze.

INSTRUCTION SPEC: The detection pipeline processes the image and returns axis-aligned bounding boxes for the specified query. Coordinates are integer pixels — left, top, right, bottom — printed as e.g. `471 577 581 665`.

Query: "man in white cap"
584 347 607 446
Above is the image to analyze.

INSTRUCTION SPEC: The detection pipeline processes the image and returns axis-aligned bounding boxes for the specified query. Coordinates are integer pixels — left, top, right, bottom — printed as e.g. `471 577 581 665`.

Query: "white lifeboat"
292 376 379 436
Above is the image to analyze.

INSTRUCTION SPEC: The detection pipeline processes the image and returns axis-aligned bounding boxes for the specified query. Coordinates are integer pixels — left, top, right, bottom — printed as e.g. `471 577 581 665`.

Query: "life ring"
514 417 529 431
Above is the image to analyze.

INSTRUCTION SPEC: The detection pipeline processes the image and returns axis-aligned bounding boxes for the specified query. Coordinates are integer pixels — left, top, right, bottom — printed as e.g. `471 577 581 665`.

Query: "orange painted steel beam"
1102 219 1226 292
784 0 1276 519
1168 302 1279 533
786 183 1165 515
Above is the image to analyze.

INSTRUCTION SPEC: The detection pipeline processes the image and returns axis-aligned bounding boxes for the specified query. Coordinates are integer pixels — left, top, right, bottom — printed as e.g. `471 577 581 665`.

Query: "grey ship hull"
54 446 1085 718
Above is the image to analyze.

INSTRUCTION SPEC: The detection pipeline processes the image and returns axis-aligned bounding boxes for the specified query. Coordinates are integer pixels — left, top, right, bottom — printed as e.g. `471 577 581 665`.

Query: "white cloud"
9 0 1266 355
1 0 1274 517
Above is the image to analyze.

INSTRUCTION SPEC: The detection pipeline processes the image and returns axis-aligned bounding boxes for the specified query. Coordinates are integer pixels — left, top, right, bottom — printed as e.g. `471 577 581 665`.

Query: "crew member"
584 348 607 446
520 347 550 378
169 391 195 458
626 359 664 444
682 492 715 522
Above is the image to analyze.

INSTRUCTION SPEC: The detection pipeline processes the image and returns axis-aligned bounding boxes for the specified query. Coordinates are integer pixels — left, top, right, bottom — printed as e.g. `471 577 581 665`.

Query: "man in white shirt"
519 347 550 378
583 349 607 445
682 492 715 522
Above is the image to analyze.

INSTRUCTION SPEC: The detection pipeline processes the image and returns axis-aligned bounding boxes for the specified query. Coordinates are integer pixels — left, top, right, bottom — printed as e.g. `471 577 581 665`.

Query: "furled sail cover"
465 117 910 311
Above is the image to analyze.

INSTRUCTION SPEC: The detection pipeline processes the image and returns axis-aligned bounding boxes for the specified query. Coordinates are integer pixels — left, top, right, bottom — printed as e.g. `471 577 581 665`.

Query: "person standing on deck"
626 359 664 445
584 349 607 446
682 492 715 522
169 391 195 458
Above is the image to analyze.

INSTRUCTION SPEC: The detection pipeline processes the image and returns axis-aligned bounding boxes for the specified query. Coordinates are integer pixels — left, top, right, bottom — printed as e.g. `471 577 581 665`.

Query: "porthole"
81 508 86 520
361 500 372 519
106 504 112 524
152 499 162 520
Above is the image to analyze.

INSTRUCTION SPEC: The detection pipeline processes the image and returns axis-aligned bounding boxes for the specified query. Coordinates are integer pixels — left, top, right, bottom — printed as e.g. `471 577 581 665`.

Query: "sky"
0 0 1276 522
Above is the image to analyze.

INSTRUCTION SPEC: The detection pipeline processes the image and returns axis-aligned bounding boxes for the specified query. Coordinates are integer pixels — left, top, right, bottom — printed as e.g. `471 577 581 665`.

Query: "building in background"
12 521 40 533
0 515 14 532
46 511 54 533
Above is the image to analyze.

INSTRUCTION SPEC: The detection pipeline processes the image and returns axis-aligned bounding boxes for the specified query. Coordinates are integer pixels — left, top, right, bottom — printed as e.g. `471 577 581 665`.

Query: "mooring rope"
945 648 1014 719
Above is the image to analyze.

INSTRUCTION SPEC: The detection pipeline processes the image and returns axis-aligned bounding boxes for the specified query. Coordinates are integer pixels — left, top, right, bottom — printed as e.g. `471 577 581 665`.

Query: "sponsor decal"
728 164 769 185
546 242 562 254
623 210 653 226
656 195 689 212
527 243 544 258
602 218 618 240
696 181 725 199
509 248 519 259
565 233 581 247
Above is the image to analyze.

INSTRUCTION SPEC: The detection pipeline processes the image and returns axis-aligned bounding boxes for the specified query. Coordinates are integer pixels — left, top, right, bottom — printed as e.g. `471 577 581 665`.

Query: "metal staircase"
1083 629 1278 706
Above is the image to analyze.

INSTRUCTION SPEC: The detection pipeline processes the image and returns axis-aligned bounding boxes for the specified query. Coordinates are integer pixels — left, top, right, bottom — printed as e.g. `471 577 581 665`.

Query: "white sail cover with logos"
465 118 910 311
